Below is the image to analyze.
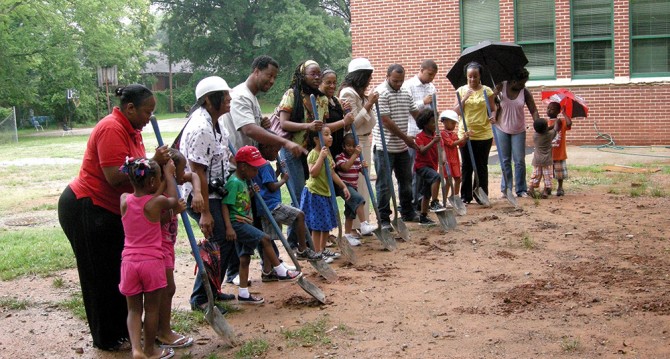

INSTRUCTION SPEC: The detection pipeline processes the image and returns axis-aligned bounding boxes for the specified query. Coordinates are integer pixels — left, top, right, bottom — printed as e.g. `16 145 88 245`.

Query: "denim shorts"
337 184 365 219
416 167 441 198
231 221 265 257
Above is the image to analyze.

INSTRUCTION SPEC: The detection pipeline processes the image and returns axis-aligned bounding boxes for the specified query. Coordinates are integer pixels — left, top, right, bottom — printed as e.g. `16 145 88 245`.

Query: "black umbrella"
446 40 528 89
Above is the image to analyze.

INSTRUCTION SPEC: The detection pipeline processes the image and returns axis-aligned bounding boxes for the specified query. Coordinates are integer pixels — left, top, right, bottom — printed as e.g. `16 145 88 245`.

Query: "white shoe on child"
360 221 376 236
281 261 297 271
344 234 362 246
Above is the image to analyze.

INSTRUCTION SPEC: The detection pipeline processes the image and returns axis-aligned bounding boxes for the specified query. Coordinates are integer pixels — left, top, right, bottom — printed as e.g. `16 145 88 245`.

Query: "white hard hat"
440 110 459 122
195 76 231 101
348 58 374 73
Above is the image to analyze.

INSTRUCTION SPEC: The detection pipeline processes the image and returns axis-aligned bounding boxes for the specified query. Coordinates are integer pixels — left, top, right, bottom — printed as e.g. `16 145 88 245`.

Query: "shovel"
483 90 519 208
455 92 491 207
227 143 327 303
443 156 467 216
350 124 396 250
374 103 411 241
277 153 339 282
310 95 357 265
150 117 235 345
431 94 457 230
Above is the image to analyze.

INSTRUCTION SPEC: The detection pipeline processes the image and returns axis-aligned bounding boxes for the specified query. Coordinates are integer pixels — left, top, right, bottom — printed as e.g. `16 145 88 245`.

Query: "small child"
413 108 446 225
546 102 573 197
440 110 470 198
253 142 322 263
335 133 377 246
301 127 351 263
153 149 205 348
222 146 302 304
529 118 561 199
119 157 182 359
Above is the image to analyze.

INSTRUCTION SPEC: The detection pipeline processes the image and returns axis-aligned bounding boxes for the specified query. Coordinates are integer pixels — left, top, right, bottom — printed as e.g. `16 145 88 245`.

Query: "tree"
0 0 154 124
154 0 351 102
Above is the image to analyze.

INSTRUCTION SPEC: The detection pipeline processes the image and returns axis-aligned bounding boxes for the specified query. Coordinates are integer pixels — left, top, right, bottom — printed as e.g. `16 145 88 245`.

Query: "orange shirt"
69 107 147 215
548 117 571 161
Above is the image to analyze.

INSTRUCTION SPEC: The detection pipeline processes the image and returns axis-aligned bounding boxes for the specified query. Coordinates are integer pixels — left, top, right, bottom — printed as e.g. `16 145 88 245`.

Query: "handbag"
269 109 293 140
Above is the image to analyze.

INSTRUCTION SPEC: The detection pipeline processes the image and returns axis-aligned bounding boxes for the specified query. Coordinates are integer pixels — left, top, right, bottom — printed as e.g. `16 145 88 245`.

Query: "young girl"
119 157 181 359
301 127 350 263
154 149 203 348
440 110 471 198
335 133 377 244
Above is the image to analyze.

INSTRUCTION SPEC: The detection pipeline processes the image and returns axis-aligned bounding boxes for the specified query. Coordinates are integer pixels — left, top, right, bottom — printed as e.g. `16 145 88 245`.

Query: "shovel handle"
455 92 481 185
350 124 380 217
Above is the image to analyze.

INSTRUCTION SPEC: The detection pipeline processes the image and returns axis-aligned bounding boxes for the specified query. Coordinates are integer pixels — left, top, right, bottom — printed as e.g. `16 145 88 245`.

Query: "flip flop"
158 334 194 349
154 347 174 359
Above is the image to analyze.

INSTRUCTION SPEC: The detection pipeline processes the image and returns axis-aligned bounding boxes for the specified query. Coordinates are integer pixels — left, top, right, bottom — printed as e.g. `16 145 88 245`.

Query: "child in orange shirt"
546 102 572 196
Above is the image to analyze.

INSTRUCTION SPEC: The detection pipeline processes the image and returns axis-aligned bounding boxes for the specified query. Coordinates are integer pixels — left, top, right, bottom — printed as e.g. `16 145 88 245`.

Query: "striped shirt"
335 152 361 188
373 81 418 153
403 75 436 137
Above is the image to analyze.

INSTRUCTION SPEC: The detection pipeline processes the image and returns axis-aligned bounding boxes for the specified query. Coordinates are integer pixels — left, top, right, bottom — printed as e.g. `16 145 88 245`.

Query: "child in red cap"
221 146 301 304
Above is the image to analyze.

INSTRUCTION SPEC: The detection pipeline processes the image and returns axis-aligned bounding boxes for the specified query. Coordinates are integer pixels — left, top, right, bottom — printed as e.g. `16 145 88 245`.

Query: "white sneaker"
359 221 376 236
323 256 334 264
344 234 362 246
232 274 240 286
281 261 297 271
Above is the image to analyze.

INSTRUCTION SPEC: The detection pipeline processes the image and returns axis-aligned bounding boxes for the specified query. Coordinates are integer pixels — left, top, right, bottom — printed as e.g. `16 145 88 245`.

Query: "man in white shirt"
223 55 305 157
404 60 438 211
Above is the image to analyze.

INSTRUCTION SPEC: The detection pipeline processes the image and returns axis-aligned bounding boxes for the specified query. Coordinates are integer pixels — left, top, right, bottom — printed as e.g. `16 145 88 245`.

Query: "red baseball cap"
235 146 267 167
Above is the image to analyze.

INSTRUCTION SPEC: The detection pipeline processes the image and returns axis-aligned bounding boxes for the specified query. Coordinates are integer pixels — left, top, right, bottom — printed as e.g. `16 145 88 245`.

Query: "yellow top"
457 85 493 141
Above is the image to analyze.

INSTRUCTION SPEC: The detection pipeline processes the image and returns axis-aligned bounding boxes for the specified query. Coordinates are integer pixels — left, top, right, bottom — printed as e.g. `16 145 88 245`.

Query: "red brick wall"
350 0 670 146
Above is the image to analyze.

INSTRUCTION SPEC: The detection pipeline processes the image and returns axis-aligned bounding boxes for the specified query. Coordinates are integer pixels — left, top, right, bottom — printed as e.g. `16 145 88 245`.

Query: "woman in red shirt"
58 84 169 351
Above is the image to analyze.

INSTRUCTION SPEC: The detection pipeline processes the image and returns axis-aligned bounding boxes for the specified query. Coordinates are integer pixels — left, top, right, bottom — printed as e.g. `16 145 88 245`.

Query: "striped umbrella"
541 89 589 118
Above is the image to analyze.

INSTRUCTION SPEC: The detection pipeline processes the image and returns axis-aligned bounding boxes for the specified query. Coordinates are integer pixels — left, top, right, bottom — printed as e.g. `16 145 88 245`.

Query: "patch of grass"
171 309 206 334
235 338 269 358
650 187 666 197
630 185 646 197
560 336 580 352
30 203 58 211
606 187 620 194
0 228 76 280
155 112 187 120
521 232 535 249
52 277 65 288
336 323 354 335
57 292 87 320
0 297 30 310
282 317 332 347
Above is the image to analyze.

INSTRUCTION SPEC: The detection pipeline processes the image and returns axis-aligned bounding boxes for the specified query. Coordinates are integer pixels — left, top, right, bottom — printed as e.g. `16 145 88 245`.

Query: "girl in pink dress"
119 157 181 359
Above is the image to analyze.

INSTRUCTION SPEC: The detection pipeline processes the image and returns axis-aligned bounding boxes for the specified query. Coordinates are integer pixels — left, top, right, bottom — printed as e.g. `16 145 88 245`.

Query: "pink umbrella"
541 89 589 118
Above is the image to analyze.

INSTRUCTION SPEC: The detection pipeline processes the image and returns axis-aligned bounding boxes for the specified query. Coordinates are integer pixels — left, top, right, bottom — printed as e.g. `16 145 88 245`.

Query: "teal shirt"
222 174 252 222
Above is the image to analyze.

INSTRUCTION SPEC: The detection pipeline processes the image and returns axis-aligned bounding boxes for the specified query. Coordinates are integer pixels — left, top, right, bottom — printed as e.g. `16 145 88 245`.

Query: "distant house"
141 50 193 91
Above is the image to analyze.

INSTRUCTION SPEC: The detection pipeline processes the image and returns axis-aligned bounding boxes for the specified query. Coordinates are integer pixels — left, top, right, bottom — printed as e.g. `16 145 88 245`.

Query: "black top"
326 96 346 159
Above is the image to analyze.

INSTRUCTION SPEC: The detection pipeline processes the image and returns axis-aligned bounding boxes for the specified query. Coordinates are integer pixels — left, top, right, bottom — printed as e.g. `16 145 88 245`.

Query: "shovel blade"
474 187 491 207
436 210 450 231
308 259 338 283
297 277 327 304
335 235 357 265
393 217 410 241
449 196 467 216
205 306 236 345
374 227 397 250
505 188 519 208
445 207 458 229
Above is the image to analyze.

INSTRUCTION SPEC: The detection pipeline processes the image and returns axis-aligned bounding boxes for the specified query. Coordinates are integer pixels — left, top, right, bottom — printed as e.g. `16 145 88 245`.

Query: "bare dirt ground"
1 146 670 359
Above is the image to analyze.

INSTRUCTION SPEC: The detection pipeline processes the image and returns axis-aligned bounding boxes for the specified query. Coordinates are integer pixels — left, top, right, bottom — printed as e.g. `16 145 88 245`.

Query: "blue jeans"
495 127 528 195
374 148 414 222
188 197 239 307
279 147 306 249
407 147 421 209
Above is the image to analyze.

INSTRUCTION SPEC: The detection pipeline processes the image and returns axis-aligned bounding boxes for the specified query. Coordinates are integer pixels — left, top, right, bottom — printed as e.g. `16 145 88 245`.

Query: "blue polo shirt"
252 162 281 210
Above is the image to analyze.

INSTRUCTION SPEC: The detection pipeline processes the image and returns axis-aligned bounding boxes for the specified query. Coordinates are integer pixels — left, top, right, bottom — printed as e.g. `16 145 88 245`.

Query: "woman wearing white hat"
338 58 379 232
178 76 238 312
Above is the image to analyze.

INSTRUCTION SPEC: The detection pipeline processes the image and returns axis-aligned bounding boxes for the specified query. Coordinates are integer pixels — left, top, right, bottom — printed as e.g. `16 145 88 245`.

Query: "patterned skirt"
300 188 338 232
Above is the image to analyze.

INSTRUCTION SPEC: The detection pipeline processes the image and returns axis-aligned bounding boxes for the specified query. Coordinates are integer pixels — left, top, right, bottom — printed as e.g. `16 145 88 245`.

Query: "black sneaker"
237 294 264 305
419 215 436 226
429 200 446 212
380 221 394 232
216 292 235 301
296 248 322 261
276 270 303 282
401 212 421 222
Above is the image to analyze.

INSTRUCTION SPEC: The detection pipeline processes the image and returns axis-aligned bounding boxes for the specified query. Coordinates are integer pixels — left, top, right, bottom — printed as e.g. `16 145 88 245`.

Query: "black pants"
460 138 493 203
58 186 128 350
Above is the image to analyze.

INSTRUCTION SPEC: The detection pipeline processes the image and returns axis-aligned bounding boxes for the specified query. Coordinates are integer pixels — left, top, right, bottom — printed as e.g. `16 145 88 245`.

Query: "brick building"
350 0 670 145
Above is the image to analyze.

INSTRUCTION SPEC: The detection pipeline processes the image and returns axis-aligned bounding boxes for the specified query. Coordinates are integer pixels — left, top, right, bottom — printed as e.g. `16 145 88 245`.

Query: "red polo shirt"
69 107 147 215
414 131 438 171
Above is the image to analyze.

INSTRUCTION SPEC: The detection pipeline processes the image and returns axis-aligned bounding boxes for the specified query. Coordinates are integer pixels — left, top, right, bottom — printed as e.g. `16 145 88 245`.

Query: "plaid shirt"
403 75 436 137
373 81 418 153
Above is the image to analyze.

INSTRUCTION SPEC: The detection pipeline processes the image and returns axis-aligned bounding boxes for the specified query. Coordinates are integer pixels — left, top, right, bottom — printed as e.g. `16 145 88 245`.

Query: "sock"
274 264 288 277
238 287 249 298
